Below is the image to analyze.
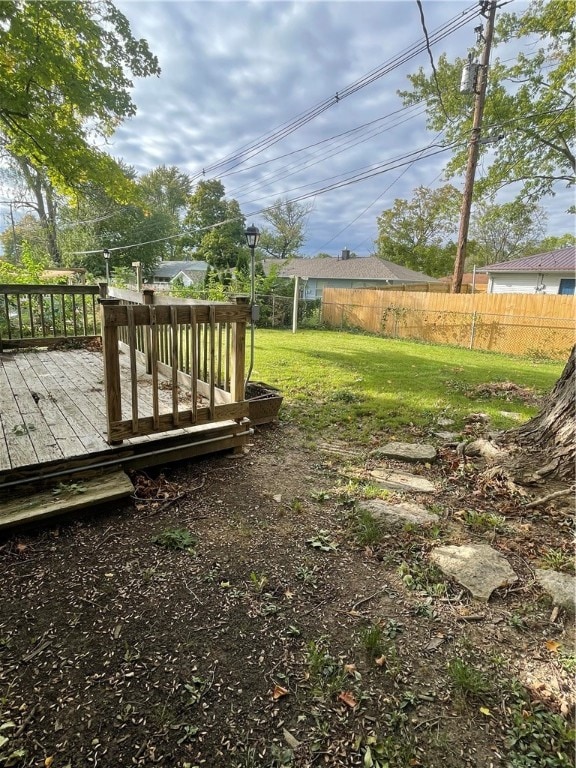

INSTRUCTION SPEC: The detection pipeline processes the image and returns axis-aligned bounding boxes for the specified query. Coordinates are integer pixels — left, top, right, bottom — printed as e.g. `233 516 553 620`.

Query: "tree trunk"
501 346 575 482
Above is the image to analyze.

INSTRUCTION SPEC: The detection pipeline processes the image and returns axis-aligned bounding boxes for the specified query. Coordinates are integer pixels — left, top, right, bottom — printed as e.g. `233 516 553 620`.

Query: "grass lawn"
250 329 563 442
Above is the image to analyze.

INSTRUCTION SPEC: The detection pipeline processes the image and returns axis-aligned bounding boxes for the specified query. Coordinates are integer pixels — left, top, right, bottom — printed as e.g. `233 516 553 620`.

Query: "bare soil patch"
1 424 574 767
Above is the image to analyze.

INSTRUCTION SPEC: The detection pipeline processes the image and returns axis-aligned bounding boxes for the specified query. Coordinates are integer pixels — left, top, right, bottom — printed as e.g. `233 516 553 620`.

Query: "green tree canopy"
258 198 312 259
375 185 460 277
0 1 159 200
399 0 575 202
182 180 246 269
469 199 547 266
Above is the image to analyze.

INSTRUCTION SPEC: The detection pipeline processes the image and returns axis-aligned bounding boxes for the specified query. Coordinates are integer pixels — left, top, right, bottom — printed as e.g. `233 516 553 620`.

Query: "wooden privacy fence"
101 290 251 443
322 288 576 360
0 283 103 350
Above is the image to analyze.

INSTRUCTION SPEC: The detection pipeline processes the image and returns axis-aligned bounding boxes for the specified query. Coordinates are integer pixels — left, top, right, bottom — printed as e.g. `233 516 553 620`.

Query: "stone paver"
369 468 436 494
536 569 576 614
370 442 437 463
430 543 518 602
358 499 439 527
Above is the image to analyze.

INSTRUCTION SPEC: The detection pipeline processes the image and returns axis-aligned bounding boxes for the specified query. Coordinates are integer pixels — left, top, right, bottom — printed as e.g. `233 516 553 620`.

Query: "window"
558 279 575 295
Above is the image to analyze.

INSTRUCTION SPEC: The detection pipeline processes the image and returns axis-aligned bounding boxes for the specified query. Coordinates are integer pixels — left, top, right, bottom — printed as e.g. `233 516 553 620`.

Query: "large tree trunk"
500 346 575 482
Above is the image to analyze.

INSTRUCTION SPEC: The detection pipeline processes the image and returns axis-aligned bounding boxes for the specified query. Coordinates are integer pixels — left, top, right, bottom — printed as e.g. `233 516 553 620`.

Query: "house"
150 260 208 288
483 246 576 295
270 253 438 299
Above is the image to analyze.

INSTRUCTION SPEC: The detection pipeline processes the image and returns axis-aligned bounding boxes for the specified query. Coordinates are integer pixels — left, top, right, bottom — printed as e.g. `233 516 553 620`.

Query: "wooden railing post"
98 282 108 299
231 295 249 402
142 288 155 374
100 298 122 444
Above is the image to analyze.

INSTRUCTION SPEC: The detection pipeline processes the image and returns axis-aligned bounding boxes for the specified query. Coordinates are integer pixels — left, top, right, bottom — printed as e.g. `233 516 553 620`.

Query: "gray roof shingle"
484 246 576 273
153 260 208 279
274 256 437 282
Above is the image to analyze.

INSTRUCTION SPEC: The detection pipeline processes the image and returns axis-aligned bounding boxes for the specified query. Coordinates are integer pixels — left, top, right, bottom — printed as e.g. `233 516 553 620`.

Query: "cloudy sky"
108 0 572 256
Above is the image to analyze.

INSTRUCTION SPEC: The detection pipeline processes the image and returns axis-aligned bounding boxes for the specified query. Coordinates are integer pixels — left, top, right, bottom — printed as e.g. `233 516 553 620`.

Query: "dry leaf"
284 589 293 601
344 663 357 675
45 758 54 768
545 639 561 653
15 543 28 553
338 691 358 708
272 684 289 700
273 494 282 503
479 707 492 717
374 655 386 666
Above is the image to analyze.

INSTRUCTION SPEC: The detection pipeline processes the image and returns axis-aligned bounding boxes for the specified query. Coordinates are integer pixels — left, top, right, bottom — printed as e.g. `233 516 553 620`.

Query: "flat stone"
436 417 455 426
536 569 576 614
432 431 459 441
430 544 518 602
370 442 437 463
358 500 439 527
369 468 436 494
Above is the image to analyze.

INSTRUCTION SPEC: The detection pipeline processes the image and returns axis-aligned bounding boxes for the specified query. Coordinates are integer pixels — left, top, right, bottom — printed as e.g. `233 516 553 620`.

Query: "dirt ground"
0 423 574 768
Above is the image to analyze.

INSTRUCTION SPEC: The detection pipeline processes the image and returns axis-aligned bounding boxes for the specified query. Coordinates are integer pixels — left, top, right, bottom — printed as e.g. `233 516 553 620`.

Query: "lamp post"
103 249 111 283
244 223 260 387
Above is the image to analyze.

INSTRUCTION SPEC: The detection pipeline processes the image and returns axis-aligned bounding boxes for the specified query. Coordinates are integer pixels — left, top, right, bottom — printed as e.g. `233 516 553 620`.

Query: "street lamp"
103 249 111 283
244 224 260 387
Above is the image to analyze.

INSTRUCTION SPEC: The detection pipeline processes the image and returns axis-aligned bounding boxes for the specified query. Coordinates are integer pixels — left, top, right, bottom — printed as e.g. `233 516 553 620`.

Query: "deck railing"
102 288 250 443
0 283 103 350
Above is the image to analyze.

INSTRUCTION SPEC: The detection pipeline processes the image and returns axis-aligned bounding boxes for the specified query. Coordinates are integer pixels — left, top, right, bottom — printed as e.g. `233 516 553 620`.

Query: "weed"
505 695 575 767
538 547 574 573
558 651 576 675
310 489 331 501
398 559 447 597
290 498 304 513
328 389 362 403
360 623 386 660
462 509 508 532
338 479 390 502
153 528 196 552
295 564 318 588
384 619 403 639
249 571 268 592
306 530 338 552
305 638 348 697
447 658 491 701
351 508 384 546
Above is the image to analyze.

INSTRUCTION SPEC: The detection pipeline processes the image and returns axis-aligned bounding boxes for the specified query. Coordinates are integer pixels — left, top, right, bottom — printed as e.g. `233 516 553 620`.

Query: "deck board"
0 348 248 495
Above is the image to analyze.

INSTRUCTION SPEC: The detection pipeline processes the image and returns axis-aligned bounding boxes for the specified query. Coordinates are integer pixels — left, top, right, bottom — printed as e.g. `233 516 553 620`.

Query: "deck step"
0 470 133 531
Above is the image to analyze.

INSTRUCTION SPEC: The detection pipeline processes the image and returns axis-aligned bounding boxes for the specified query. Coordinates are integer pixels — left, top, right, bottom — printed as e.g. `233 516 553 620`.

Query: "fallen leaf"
545 639 561 653
272 684 289 700
338 691 358 708
273 494 282 503
282 727 300 749
45 758 54 768
284 589 293 601
344 663 357 675
374 655 386 666
15 543 27 553
479 707 492 717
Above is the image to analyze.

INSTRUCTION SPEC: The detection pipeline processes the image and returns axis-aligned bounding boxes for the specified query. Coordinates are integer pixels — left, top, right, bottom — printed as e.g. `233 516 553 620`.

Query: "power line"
415 0 453 124
192 3 479 182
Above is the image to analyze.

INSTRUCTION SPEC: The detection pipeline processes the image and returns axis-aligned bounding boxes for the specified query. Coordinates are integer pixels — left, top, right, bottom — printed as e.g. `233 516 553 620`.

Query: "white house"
483 246 576 295
268 253 437 299
149 260 208 289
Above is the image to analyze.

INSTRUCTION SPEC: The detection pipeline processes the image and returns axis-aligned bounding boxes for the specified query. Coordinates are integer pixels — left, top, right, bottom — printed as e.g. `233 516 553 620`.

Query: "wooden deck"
0 348 249 497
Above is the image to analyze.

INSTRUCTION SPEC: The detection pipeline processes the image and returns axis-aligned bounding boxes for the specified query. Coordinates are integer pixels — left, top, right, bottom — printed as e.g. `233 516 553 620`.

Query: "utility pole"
452 0 497 293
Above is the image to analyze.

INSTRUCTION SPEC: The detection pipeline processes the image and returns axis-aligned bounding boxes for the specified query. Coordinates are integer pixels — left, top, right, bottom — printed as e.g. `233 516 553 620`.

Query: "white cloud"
108 1 574 254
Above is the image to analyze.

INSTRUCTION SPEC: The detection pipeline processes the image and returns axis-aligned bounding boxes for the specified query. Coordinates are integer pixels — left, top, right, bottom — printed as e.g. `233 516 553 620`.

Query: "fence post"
469 311 477 349
292 276 300 334
231 295 248 401
142 288 155 374
98 282 108 299
272 294 276 327
100 298 122 444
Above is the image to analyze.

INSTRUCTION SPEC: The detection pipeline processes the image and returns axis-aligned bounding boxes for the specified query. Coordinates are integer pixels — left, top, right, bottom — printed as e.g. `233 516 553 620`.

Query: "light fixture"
244 224 260 250
103 249 111 283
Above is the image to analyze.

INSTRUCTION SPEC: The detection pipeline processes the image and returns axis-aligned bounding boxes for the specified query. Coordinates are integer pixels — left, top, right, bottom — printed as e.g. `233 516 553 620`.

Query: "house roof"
276 256 437 283
483 246 576 273
153 260 208 278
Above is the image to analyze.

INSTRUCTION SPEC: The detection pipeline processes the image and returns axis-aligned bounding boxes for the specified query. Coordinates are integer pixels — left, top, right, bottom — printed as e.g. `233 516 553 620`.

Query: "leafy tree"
139 165 191 258
523 233 576 255
258 198 313 259
399 0 575 202
0 213 47 263
375 185 460 276
469 199 547 266
0 1 159 200
182 180 246 268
